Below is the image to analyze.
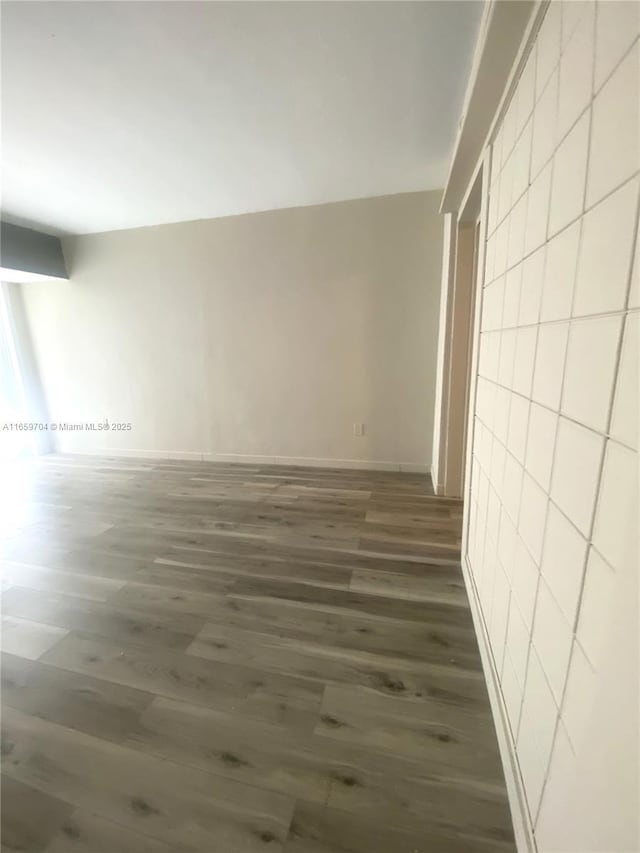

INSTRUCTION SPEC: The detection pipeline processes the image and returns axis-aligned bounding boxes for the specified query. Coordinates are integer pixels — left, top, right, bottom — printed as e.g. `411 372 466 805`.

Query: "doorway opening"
434 165 484 499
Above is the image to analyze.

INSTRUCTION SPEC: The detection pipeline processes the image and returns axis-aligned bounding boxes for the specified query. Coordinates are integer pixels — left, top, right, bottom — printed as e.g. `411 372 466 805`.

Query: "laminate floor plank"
116 582 476 663
40 630 324 731
359 534 460 559
126 695 333 805
155 554 352 588
0 775 74 853
315 685 502 777
0 455 514 852
350 566 467 606
1 652 154 741
0 563 125 602
2 586 204 651
226 575 472 625
2 705 294 853
186 620 484 689
124 694 512 844
165 535 455 574
284 800 511 853
44 808 182 853
1 615 69 661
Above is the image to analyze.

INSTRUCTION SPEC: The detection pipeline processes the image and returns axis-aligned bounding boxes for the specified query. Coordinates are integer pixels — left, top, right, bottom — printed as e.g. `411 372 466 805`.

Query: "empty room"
0 1 638 852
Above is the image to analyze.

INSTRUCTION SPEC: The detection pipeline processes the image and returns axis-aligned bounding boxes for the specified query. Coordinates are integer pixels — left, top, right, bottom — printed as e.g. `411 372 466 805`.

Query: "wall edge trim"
440 0 543 215
460 552 537 853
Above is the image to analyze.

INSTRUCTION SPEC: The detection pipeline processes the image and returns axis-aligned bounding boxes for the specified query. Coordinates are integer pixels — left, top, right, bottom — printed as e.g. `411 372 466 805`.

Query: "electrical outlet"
353 423 365 437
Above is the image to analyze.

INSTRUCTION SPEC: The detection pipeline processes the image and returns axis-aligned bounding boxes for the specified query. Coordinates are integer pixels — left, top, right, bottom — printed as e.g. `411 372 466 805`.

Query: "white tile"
472 503 486 579
592 439 638 572
487 179 501 240
516 49 537 136
489 435 507 492
473 419 487 470
512 534 540 630
536 5 562 100
512 118 533 203
473 419 487 465
519 472 548 565
555 634 640 849
498 507 518 578
505 598 531 687
587 42 640 208
561 0 595 50
532 321 569 410
561 314 623 432
480 548 498 616
535 722 578 849
525 163 552 255
507 392 530 464
629 229 640 309
502 450 523 524
481 277 504 331
498 153 514 225
472 427 483 470
476 377 496 427
468 502 479 572
551 417 604 536
502 97 519 165
493 385 511 445
574 178 639 317
594 0 640 90
489 564 511 671
532 576 574 703
501 651 524 738
576 547 616 668
531 72 558 179
486 485 502 548
556 3 595 142
560 639 597 751
507 193 527 270
492 125 505 181
493 217 509 280
477 464 490 514
478 420 493 471
519 244 545 326
548 111 590 237
525 402 557 491
503 264 523 329
478 330 500 381
498 329 516 388
484 231 497 284
541 501 588 624
475 544 489 601
518 646 558 818
610 312 638 449
512 326 538 397
540 219 581 321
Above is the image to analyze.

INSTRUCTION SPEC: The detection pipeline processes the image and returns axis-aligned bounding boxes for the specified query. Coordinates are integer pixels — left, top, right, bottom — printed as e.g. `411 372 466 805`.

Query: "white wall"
20 191 444 470
465 2 639 850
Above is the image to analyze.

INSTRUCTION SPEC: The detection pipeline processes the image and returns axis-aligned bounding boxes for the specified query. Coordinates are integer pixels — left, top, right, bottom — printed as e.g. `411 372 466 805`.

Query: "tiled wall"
466 1 638 849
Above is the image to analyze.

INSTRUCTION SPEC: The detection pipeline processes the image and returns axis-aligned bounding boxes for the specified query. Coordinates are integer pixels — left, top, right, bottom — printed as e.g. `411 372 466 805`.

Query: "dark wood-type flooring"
0 455 514 852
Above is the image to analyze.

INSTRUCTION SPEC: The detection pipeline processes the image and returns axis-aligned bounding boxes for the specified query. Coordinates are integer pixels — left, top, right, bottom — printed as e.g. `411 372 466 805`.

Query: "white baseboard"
57 447 429 474
57 447 203 462
460 553 536 853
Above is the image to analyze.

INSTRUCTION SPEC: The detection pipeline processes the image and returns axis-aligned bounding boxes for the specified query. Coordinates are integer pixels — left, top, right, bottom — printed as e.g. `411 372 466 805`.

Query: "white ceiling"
1 1 482 235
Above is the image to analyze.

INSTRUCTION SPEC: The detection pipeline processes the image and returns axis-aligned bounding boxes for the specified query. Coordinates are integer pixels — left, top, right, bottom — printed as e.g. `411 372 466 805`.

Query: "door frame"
432 162 486 498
